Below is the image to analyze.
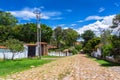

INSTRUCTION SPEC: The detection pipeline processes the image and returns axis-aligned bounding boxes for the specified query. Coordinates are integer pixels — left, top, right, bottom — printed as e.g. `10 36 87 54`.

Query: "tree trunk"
3 53 5 61
11 53 15 60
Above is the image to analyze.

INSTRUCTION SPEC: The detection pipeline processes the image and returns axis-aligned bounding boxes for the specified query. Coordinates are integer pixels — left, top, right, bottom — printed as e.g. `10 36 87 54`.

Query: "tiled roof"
0 46 7 49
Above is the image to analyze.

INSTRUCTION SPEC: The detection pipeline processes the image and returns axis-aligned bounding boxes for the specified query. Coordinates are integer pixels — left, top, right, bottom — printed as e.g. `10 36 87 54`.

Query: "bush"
83 37 100 54
102 44 113 58
70 48 78 55
75 44 82 51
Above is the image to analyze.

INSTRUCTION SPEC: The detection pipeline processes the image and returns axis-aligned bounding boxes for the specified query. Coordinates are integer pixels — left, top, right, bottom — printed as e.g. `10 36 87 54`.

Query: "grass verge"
87 56 120 67
42 55 64 58
0 58 53 77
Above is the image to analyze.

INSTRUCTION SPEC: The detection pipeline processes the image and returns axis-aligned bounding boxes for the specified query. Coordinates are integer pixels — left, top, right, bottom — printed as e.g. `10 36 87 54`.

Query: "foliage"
83 37 101 54
53 27 80 48
41 24 53 43
63 28 80 46
0 26 14 42
54 27 63 48
101 29 112 45
5 39 24 60
75 44 82 51
70 48 78 55
102 44 113 57
0 58 53 77
110 35 120 57
111 14 120 36
112 14 120 26
0 23 53 43
12 23 37 43
81 30 95 46
0 11 17 26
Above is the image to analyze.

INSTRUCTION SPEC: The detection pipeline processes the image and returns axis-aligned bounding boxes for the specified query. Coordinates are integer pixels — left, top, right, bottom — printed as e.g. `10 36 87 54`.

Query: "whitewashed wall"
48 51 72 56
0 45 28 59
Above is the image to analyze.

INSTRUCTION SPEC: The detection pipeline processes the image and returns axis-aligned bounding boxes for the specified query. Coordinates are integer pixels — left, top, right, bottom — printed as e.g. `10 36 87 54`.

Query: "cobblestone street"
1 54 120 80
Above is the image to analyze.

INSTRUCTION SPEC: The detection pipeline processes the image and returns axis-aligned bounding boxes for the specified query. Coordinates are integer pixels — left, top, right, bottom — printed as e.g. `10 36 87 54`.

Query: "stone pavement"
1 54 120 80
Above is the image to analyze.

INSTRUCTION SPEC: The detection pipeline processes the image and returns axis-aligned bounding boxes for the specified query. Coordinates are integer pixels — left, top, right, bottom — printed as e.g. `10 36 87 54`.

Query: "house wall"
0 45 28 59
0 44 48 59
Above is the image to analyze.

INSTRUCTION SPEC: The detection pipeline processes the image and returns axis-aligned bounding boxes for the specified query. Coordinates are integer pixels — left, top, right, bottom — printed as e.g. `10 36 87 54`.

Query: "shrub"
83 37 100 54
70 48 78 55
75 44 82 51
102 44 113 58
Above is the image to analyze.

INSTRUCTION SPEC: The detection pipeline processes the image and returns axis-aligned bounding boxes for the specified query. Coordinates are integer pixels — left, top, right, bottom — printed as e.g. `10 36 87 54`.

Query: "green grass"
87 56 120 67
0 58 53 77
42 55 64 58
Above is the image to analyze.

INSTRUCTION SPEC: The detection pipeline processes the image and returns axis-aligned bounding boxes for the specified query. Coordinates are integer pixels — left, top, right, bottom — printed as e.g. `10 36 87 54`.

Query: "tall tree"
41 24 53 43
54 27 63 48
0 11 18 26
12 23 36 43
81 30 95 46
13 23 53 43
111 14 120 36
0 25 14 43
63 28 80 46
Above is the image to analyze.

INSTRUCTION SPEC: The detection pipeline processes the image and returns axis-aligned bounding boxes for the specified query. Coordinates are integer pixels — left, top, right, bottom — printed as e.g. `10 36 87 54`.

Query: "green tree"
54 27 63 48
0 11 18 26
5 39 24 60
111 14 120 36
83 37 101 54
41 24 53 43
63 28 80 46
81 30 95 46
0 25 14 42
13 23 37 43
12 23 53 43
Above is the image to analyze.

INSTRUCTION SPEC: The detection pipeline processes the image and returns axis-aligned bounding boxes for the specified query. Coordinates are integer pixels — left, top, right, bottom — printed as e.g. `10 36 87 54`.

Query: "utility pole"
34 8 41 59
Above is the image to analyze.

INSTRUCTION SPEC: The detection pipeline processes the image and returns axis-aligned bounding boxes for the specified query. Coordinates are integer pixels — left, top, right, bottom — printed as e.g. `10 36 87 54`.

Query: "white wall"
0 45 28 59
48 51 72 56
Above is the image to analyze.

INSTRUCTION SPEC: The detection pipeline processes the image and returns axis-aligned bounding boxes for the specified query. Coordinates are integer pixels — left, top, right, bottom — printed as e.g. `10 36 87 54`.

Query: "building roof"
47 45 57 49
26 42 47 46
0 46 7 49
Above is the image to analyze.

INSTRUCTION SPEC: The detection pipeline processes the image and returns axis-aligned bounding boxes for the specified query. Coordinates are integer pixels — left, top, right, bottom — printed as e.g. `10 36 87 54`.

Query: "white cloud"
77 15 115 36
65 9 72 12
77 15 104 22
85 16 104 21
71 24 77 26
99 7 105 13
9 7 62 20
63 27 69 29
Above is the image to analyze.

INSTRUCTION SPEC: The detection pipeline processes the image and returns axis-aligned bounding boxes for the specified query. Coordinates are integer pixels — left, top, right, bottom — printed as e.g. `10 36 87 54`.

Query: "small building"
0 42 48 59
26 42 48 57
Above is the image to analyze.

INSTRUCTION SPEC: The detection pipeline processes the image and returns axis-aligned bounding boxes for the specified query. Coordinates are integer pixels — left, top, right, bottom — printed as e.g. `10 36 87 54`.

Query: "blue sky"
0 0 120 34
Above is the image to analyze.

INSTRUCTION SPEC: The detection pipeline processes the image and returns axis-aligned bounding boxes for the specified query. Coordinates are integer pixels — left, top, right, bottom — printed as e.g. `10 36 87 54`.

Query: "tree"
63 28 80 46
111 14 120 36
83 37 100 54
81 30 95 46
0 25 14 42
5 39 24 60
0 11 18 26
54 27 63 48
41 24 53 43
12 23 53 43
13 23 37 43
109 14 120 60
110 35 120 58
